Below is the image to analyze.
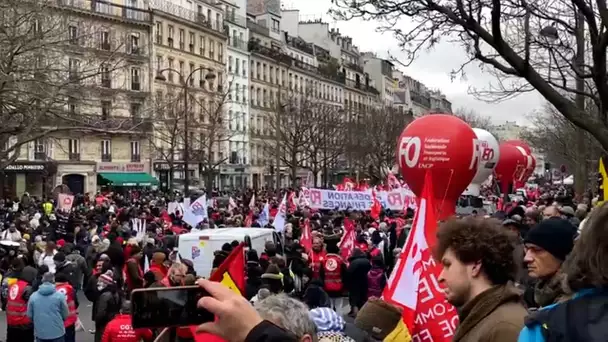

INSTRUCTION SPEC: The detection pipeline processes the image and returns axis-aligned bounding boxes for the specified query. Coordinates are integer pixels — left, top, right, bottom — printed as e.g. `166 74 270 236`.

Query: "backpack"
367 268 385 299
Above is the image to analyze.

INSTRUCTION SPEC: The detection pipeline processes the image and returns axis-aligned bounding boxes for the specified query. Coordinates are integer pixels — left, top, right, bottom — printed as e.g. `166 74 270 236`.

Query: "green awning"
98 172 158 187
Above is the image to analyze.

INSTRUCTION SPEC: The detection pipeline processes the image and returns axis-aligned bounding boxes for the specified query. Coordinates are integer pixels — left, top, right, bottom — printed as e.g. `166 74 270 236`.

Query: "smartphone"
130 285 214 329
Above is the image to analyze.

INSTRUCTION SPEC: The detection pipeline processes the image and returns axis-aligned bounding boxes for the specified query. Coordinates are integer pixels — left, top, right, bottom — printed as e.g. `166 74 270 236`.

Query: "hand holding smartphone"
130 285 215 329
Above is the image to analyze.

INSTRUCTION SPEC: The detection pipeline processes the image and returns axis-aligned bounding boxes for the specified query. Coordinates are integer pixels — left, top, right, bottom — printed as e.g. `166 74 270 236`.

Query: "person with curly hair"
434 217 527 342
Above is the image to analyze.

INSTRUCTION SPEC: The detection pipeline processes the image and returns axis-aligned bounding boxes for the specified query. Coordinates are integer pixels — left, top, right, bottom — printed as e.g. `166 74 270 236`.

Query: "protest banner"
301 187 416 211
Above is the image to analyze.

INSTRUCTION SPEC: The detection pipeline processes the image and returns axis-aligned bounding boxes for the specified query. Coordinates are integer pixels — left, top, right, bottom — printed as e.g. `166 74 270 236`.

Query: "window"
200 36 205 55
156 55 162 72
209 40 214 59
179 61 184 77
68 58 79 82
272 19 280 32
199 67 205 87
101 101 111 120
34 139 46 160
130 141 141 162
101 64 111 88
167 25 174 47
216 13 221 27
155 21 163 44
130 33 140 54
68 25 78 45
189 32 195 53
235 84 239 101
179 29 184 50
217 73 223 92
67 98 77 115
243 60 246 77
167 58 174 82
131 67 140 91
101 140 111 161
130 103 141 119
218 43 223 62
99 31 111 51
189 63 195 86
235 58 240 74
228 56 233 72
68 139 80 161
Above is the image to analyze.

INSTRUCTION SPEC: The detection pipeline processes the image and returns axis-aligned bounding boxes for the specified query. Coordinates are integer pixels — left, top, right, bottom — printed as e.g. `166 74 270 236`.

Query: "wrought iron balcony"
55 0 151 24
69 153 81 161
150 0 225 35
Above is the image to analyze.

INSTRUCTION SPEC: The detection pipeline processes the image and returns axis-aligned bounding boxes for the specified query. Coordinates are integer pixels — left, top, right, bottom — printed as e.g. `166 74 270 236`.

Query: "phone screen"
130 285 214 329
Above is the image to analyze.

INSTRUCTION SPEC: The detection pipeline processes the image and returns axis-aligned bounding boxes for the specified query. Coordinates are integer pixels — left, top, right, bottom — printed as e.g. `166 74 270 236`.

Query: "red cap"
57 239 65 248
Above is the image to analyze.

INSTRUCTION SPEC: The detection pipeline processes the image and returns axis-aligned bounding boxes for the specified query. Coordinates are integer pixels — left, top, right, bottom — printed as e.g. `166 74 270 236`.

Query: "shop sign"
3 163 46 172
154 162 197 171
97 163 146 173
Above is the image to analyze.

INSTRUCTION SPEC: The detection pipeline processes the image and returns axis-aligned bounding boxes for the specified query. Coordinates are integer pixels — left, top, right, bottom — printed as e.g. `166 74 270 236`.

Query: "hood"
18 266 38 284
38 283 56 296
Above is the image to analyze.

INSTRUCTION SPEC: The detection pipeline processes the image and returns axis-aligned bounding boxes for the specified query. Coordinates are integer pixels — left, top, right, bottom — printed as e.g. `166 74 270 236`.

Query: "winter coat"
26 282 69 340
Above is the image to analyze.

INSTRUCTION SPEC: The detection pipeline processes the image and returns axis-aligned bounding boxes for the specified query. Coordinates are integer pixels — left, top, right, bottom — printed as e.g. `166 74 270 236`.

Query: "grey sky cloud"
290 0 545 123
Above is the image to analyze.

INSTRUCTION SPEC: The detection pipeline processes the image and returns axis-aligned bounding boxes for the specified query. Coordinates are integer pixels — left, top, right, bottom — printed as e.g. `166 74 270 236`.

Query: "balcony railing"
346 62 364 73
287 38 314 55
229 37 247 51
225 12 247 26
101 78 111 88
55 0 151 23
150 0 225 34
69 153 81 161
101 154 112 162
247 20 269 36
131 154 141 162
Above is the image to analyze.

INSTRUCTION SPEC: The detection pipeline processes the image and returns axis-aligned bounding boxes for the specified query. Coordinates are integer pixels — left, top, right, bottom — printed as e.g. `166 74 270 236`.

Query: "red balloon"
503 140 535 182
495 143 529 193
397 114 478 220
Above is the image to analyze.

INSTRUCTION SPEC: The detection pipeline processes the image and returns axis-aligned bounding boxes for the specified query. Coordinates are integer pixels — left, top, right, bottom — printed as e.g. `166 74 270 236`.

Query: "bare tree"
190 80 242 190
260 89 313 186
347 107 413 181
331 0 608 173
520 102 602 177
149 92 183 188
450 107 495 133
304 100 347 187
151 79 241 190
0 0 147 168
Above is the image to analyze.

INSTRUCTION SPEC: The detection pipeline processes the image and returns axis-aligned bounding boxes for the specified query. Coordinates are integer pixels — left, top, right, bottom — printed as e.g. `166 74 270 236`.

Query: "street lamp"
155 67 216 195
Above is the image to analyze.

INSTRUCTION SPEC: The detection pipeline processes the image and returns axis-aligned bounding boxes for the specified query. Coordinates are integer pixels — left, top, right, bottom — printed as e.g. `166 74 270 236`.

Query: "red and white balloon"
397 114 479 220
463 128 500 196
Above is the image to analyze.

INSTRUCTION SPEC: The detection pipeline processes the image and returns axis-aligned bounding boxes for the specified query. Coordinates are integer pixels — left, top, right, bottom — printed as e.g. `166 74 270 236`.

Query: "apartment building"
429 90 453 113
223 0 251 187
360 53 395 106
1 0 155 198
150 0 227 190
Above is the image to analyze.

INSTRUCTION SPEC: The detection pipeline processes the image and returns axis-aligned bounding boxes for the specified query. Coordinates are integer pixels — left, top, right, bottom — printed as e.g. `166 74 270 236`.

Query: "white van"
177 228 282 278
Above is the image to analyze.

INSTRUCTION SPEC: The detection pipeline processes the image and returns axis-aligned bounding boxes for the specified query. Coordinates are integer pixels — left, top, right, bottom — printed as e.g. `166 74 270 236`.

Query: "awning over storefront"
98 172 158 187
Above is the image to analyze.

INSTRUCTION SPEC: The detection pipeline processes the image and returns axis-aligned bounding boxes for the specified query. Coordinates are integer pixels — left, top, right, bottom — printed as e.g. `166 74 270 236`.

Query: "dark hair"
434 217 517 285
562 203 608 291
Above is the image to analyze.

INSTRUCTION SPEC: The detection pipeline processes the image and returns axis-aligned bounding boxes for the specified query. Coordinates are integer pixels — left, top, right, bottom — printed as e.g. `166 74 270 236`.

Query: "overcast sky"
290 0 545 124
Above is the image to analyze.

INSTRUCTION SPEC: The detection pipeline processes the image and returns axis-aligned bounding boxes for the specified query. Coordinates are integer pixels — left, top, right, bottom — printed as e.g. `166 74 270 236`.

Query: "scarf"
534 272 569 307
453 285 522 341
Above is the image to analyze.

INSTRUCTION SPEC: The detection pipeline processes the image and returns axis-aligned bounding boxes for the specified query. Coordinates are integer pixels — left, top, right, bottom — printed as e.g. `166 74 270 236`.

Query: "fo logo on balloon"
398 136 422 168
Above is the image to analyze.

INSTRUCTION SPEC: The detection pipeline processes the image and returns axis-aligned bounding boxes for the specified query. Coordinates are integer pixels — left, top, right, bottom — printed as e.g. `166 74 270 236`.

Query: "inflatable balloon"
397 114 479 220
464 128 500 196
503 140 535 178
495 143 529 194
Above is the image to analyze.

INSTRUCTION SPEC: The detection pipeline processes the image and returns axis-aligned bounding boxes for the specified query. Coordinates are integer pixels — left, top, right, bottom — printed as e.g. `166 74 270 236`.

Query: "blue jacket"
518 289 597 342
26 282 69 339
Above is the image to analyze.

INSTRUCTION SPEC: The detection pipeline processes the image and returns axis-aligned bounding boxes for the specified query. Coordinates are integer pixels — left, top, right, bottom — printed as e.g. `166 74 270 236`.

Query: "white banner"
301 188 416 211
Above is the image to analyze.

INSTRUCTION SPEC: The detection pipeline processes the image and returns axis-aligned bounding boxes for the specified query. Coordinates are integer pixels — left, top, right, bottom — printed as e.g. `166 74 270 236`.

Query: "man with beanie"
523 217 576 308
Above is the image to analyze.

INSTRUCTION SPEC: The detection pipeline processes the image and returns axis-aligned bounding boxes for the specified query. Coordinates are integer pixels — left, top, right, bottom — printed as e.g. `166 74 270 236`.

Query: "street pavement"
0 292 95 342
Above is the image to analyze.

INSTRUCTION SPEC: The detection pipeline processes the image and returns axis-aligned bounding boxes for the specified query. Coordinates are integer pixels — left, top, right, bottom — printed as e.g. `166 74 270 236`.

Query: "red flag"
339 218 356 260
191 243 246 342
300 219 313 252
370 190 382 220
383 170 457 341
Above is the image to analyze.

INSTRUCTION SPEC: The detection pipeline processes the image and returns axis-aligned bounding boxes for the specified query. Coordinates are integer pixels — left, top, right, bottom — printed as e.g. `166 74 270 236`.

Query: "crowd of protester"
0 185 602 342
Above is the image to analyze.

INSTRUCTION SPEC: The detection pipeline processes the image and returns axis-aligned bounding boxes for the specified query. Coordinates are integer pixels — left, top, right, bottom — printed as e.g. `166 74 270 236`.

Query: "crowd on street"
0 185 603 342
